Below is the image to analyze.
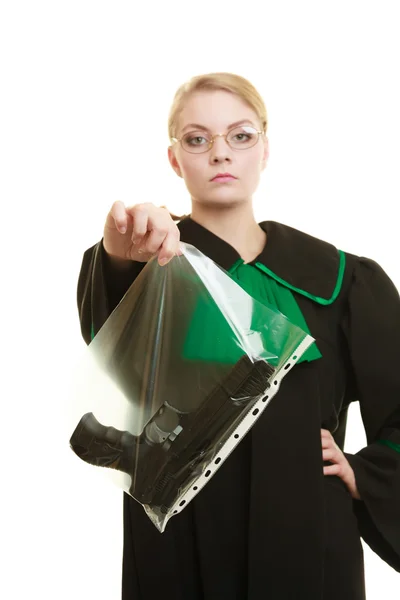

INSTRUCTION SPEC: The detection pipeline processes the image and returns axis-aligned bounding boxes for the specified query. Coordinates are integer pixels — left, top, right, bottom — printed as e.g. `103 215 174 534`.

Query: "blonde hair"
167 72 268 220
168 71 268 142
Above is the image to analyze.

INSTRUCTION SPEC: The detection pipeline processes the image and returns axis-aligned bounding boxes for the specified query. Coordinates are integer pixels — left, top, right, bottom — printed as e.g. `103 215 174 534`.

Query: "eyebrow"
181 119 256 134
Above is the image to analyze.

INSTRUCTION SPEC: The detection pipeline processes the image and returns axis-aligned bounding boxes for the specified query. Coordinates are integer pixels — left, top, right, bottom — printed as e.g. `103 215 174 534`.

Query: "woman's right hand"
103 201 182 267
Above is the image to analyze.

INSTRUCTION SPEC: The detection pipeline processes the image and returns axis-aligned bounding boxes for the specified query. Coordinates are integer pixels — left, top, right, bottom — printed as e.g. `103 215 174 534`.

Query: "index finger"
110 200 128 232
105 200 127 232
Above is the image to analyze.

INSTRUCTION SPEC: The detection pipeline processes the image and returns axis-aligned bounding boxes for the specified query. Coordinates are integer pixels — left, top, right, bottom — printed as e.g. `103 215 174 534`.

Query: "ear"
168 146 183 178
260 135 269 171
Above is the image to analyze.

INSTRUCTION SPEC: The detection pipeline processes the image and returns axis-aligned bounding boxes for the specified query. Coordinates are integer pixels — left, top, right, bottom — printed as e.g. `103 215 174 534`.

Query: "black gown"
77 216 400 599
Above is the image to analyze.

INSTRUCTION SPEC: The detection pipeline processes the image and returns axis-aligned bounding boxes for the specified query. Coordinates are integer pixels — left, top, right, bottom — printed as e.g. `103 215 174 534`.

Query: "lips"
211 173 237 181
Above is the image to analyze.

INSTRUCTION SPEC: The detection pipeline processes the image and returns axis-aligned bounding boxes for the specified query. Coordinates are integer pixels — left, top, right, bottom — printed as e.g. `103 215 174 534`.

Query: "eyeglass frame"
170 125 266 154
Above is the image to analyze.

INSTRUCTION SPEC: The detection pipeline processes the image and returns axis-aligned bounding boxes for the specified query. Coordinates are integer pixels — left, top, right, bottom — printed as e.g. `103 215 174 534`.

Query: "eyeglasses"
171 125 264 154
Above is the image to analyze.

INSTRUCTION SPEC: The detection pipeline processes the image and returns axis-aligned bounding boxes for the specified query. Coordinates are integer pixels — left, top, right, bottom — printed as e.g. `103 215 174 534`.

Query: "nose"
209 135 232 163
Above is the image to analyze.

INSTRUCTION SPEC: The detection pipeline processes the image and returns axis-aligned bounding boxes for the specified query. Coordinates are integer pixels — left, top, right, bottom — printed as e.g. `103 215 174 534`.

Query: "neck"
190 201 267 263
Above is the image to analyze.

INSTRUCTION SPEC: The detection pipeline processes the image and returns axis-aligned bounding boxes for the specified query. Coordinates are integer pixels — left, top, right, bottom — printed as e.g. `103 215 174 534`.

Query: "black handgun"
70 355 274 513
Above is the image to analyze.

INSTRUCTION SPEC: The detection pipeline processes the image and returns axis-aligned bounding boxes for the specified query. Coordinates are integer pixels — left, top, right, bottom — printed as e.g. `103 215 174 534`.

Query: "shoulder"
259 220 341 270
257 221 345 304
261 220 336 249
343 251 400 306
258 221 398 305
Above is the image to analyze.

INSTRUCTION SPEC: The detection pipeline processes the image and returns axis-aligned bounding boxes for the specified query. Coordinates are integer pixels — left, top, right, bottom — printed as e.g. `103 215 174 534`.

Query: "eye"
233 133 251 142
185 135 208 146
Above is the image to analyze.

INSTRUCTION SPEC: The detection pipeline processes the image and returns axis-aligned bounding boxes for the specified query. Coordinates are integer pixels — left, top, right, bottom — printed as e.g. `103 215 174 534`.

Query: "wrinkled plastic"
69 243 315 532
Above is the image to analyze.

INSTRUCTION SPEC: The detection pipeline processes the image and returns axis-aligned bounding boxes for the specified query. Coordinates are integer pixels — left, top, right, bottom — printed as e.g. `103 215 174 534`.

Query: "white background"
1 1 399 598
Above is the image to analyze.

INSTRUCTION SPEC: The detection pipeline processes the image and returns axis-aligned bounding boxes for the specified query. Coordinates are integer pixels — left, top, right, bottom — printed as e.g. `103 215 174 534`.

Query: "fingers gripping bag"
69 243 315 532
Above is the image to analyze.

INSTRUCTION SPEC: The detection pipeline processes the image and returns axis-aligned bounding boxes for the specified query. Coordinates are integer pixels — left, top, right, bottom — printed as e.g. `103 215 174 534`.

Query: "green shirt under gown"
182 258 322 367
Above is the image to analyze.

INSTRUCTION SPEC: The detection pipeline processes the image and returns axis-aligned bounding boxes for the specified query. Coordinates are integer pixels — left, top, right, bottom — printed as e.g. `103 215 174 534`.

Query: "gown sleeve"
340 255 400 572
77 238 145 345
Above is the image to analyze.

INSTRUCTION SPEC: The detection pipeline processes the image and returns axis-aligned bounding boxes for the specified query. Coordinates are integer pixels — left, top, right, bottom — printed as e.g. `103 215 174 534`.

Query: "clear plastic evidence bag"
69 243 314 532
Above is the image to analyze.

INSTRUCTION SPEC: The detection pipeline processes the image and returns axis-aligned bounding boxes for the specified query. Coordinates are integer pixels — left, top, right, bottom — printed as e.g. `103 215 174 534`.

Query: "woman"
77 72 400 599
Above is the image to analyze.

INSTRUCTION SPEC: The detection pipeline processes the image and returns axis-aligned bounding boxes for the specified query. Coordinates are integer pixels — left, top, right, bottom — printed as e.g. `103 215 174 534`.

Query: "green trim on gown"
377 439 400 454
254 249 346 306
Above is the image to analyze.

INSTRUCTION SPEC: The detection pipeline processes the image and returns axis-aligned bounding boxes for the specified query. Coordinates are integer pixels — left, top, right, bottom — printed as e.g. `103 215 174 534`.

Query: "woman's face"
168 90 269 210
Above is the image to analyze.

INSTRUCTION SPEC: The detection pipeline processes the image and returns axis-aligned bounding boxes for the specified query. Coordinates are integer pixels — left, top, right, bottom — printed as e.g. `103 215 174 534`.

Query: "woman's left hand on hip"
321 429 361 500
